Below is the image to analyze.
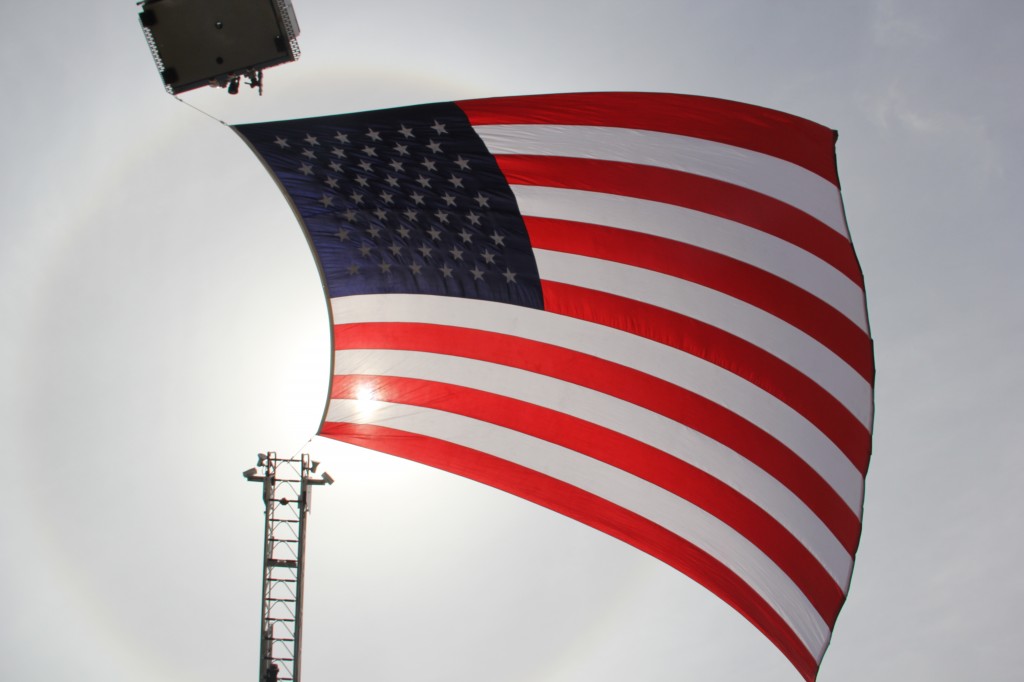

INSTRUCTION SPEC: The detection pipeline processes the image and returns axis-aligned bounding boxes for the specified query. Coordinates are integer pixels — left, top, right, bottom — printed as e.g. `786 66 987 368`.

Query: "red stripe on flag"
458 91 840 187
333 322 862 553
529 217 873 383
541 280 872 474
331 374 846 622
319 421 824 681
495 154 862 285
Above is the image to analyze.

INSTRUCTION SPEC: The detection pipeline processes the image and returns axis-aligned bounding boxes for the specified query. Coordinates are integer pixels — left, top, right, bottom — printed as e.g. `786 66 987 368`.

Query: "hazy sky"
2 1 1022 681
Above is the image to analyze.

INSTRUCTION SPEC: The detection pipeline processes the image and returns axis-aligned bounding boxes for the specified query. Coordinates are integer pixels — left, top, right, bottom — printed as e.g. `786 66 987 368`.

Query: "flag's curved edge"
230 127 337 433
812 128 877 679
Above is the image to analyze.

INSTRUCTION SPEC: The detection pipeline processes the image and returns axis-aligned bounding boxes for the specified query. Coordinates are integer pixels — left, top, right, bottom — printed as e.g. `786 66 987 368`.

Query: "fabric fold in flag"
234 91 874 682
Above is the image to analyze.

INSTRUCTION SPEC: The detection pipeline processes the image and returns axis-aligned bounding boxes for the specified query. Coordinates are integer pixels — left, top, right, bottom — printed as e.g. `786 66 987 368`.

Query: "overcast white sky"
2 1 1022 680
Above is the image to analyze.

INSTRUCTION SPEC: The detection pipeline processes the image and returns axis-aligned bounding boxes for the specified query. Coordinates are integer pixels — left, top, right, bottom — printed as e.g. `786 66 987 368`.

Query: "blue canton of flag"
237 103 543 309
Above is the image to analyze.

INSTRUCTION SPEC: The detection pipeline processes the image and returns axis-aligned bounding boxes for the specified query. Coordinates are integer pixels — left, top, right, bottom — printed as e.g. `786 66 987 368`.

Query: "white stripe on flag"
474 124 849 238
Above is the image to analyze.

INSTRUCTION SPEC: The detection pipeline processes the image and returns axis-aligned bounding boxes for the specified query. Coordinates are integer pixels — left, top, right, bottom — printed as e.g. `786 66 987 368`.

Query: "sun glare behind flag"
234 92 874 681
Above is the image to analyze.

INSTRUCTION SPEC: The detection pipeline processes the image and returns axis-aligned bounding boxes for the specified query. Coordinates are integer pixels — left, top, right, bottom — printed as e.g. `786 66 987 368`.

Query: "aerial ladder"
244 452 333 682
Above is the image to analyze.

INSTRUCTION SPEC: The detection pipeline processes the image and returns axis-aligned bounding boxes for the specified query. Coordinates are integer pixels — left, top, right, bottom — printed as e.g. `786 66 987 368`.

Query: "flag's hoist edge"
234 92 874 682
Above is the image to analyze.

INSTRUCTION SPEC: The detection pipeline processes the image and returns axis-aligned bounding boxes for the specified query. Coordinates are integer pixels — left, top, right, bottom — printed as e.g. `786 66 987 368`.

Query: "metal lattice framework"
244 452 332 682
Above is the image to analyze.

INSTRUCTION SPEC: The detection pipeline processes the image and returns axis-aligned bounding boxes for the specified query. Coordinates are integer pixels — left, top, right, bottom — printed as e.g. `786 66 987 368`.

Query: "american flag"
235 92 874 681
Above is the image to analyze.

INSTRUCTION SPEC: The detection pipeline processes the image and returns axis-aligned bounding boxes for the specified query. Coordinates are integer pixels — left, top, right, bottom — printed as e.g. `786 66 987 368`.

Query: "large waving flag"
235 92 874 681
